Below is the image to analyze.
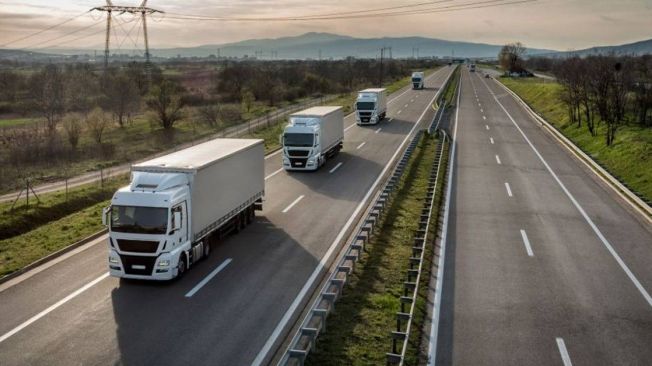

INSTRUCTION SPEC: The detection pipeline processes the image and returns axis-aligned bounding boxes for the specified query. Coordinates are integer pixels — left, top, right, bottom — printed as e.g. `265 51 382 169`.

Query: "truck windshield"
412 77 422 83
111 206 168 234
284 133 314 147
356 102 375 110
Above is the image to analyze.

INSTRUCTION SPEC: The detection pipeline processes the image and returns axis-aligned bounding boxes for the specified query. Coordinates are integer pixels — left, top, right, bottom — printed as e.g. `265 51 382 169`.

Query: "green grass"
441 66 460 108
306 134 444 365
500 77 652 203
0 117 41 128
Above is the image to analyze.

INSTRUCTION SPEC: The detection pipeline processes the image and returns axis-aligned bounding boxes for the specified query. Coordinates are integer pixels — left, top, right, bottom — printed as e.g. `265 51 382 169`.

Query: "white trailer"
412 71 425 89
103 138 264 280
355 88 387 125
282 106 344 171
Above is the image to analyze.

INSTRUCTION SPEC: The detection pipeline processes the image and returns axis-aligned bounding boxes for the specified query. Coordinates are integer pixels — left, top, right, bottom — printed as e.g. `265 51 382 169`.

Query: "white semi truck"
355 88 387 125
412 71 425 89
102 138 264 280
282 106 344 171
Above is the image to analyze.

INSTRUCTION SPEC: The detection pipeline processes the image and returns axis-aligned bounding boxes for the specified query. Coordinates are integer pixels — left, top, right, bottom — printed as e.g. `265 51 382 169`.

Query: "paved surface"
0 67 455 366
434 68 652 365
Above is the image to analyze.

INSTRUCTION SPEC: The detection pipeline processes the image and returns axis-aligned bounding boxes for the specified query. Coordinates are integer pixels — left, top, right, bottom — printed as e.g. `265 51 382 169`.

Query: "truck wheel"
203 242 211 258
177 254 187 278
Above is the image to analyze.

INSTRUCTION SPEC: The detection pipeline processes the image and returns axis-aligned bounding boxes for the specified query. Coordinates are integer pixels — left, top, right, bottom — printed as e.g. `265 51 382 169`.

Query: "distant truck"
355 88 387 125
282 106 344 171
470 64 476 72
412 71 425 89
103 138 264 280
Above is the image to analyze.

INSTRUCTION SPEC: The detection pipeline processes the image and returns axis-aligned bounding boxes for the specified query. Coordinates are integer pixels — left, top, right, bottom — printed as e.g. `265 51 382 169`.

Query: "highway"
0 66 455 366
432 68 652 365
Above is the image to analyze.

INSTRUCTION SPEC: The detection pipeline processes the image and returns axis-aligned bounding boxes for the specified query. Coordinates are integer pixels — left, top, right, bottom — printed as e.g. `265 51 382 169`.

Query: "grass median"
500 77 652 203
306 133 446 365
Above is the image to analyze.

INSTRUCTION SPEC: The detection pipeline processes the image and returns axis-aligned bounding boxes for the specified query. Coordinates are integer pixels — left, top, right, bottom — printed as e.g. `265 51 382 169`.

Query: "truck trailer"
103 138 265 280
412 71 425 89
282 106 344 171
355 88 387 125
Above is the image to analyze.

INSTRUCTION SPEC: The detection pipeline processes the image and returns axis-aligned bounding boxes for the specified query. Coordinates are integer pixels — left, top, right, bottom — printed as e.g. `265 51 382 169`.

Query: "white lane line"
185 259 232 298
480 108 484 113
375 127 382 134
495 155 502 165
344 123 356 132
0 272 110 344
264 149 283 160
427 66 461 366
329 162 343 174
486 125 490 130
281 195 304 213
505 182 513 197
480 75 652 307
404 104 408 108
520 229 534 257
490 137 495 144
388 118 394 122
356 142 366 150
556 338 573 366
397 110 402 114
256 67 455 366
265 167 283 180
410 99 414 102
483 115 487 120
478 103 481 107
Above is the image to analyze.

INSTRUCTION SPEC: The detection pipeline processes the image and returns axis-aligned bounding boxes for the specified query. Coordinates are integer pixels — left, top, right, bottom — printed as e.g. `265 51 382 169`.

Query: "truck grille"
289 158 308 168
358 111 372 123
287 150 310 157
117 239 159 253
120 255 156 276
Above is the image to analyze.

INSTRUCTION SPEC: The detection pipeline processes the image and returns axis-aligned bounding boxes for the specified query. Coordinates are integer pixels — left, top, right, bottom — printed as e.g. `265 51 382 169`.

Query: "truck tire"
177 253 187 278
203 242 211 258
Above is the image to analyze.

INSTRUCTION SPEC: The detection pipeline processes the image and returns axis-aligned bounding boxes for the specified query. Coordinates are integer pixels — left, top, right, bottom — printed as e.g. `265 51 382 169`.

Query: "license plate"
132 264 146 270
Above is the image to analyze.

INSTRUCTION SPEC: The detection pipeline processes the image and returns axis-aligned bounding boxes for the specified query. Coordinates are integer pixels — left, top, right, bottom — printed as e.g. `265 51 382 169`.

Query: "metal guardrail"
386 130 447 366
279 130 425 366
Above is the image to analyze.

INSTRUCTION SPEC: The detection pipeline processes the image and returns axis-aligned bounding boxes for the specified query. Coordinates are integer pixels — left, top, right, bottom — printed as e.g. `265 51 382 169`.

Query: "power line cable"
1 10 92 47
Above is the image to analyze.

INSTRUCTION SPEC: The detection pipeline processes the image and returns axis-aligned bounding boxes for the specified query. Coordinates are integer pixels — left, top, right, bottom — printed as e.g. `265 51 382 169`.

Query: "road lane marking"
265 168 283 180
404 104 408 108
255 66 456 366
397 110 402 114
505 182 513 197
486 125 490 130
0 272 110 344
490 137 494 144
520 229 534 257
282 195 304 213
185 258 232 298
410 99 414 102
556 338 573 366
483 115 487 120
427 66 461 365
478 103 481 107
344 123 356 132
356 142 366 150
375 127 382 134
480 108 484 113
495 155 502 164
480 75 652 307
388 118 394 122
329 162 343 174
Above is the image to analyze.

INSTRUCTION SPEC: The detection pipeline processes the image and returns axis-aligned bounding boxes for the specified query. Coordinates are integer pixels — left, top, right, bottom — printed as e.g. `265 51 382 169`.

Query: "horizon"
1 1 652 51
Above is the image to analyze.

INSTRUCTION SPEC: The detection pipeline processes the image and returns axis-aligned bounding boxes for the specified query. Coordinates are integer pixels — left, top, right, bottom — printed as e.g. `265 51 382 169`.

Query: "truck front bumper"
108 250 177 280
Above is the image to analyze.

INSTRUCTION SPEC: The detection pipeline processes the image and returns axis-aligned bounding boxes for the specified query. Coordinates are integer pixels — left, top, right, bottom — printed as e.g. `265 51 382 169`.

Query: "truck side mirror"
173 211 182 231
102 206 110 227
279 134 283 145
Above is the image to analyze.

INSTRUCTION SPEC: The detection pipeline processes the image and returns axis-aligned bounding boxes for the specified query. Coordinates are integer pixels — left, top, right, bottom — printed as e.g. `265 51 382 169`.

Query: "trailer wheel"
176 253 187 278
249 206 256 222
203 242 211 259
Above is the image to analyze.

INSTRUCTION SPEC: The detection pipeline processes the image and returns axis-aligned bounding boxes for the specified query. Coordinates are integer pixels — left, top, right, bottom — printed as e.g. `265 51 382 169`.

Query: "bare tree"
86 107 110 144
29 64 66 134
104 72 140 127
241 89 255 113
62 113 83 150
196 104 221 128
146 79 184 129
499 42 527 74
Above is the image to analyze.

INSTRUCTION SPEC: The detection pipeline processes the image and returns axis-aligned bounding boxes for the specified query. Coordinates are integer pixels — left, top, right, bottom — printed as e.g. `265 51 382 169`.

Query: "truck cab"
282 118 323 170
355 88 387 125
411 72 425 89
104 172 194 280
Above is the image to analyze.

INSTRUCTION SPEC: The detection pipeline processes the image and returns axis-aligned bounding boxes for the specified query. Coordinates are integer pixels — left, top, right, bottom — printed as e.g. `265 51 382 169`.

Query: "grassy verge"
500 77 652 203
306 134 443 365
441 66 460 108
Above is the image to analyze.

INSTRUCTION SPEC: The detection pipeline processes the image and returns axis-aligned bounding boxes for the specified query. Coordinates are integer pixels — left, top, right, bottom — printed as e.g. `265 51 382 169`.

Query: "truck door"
171 203 188 246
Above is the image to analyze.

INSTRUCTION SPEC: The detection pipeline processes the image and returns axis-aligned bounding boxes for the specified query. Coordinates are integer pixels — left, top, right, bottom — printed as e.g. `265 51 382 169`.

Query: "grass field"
306 134 445 365
500 78 652 204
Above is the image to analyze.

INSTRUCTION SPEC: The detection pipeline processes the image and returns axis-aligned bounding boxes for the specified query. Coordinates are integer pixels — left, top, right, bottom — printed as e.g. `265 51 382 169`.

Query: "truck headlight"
158 260 170 267
109 256 119 264
307 159 315 165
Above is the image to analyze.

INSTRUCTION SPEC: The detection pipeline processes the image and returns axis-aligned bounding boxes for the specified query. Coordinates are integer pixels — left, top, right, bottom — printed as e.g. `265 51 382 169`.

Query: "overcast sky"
1 0 651 51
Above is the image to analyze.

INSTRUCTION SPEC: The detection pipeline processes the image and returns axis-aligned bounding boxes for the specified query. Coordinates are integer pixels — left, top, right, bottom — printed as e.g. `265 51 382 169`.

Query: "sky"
1 0 651 51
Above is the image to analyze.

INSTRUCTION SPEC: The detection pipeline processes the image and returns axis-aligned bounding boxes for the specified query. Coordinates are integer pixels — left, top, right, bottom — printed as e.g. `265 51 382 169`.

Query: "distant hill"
0 49 63 62
146 32 556 59
543 38 652 58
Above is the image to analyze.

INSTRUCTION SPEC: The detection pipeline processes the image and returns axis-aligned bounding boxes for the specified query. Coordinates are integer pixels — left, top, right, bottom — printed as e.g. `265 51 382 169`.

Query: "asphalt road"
0 66 455 366
433 68 652 365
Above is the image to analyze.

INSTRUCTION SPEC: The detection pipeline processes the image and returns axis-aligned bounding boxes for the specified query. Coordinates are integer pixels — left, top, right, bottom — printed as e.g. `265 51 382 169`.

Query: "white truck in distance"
282 106 344 171
470 63 476 72
355 88 387 125
103 138 264 280
412 71 425 89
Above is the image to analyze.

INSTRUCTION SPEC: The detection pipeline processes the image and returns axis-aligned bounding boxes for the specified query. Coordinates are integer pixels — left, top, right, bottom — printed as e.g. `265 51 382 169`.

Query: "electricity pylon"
92 0 163 80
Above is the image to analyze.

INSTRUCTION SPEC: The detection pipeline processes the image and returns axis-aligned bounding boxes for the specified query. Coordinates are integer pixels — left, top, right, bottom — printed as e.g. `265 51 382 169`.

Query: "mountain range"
3 32 652 61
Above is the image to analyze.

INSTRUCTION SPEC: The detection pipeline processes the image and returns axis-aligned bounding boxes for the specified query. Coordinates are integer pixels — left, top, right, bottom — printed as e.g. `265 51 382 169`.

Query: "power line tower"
91 0 163 80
